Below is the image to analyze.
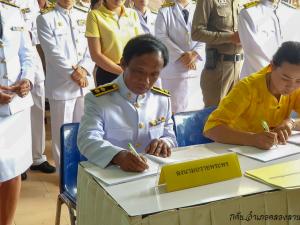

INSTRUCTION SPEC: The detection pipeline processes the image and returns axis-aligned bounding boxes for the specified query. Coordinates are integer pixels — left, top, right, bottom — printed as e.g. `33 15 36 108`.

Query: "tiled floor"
14 115 70 225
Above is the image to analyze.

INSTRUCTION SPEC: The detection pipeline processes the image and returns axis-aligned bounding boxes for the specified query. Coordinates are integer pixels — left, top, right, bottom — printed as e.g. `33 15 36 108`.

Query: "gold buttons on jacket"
138 123 144 129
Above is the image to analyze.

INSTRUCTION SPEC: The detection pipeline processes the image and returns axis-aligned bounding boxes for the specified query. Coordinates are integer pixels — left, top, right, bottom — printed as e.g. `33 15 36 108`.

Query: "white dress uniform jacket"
134 7 157 35
238 0 282 77
37 4 95 101
155 1 205 112
0 2 35 181
13 0 45 85
78 75 177 168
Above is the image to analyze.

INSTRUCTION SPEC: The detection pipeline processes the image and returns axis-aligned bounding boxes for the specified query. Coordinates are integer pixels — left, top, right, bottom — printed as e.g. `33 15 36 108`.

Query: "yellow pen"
261 120 278 147
128 143 140 158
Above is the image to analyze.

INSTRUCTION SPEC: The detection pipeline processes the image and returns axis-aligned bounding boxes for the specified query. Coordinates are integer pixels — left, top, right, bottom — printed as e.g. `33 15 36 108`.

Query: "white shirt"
37 4 95 100
238 0 282 77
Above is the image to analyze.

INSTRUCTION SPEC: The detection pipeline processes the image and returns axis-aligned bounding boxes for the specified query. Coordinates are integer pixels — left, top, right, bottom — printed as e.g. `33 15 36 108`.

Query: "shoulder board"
91 83 119 97
243 1 259 9
74 4 89 13
161 2 175 8
281 1 296 9
151 86 171 97
0 0 19 8
40 5 55 14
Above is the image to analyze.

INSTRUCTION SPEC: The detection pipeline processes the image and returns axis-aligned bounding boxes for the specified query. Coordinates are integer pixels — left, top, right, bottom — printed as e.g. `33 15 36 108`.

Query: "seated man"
204 41 300 150
78 34 177 172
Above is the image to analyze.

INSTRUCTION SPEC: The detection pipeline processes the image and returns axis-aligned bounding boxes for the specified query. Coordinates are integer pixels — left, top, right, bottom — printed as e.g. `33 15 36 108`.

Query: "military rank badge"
11 26 24 31
77 19 86 26
218 0 227 5
21 8 31 14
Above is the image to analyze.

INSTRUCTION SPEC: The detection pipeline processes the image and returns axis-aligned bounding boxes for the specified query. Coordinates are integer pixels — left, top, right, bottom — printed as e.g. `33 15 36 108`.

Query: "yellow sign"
158 153 242 192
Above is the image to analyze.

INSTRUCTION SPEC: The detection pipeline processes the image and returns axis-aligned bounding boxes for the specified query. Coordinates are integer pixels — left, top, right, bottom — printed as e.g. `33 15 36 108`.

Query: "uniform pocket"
149 124 164 140
216 6 228 17
106 128 133 141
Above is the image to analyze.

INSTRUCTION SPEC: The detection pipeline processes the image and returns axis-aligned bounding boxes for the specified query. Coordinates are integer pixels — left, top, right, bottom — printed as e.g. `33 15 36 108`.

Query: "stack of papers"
245 159 300 189
82 147 217 186
229 143 300 162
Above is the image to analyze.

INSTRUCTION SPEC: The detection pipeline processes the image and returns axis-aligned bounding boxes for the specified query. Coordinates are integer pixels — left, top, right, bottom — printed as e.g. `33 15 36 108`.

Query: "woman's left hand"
272 119 294 144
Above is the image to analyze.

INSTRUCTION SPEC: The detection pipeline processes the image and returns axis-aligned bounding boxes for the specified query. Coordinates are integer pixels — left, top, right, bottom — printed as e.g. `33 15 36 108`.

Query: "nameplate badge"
158 152 242 192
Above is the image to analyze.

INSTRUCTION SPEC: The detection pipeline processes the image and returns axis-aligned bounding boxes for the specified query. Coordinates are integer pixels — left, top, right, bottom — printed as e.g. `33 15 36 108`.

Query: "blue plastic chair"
173 107 216 147
55 123 86 225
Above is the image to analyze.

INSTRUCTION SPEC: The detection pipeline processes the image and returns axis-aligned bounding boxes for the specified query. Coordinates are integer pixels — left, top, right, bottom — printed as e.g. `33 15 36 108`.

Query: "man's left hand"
145 139 171 157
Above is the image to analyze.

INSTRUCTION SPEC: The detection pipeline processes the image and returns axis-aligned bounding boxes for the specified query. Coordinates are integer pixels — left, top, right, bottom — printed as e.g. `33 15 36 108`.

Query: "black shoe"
21 172 27 180
30 161 56 173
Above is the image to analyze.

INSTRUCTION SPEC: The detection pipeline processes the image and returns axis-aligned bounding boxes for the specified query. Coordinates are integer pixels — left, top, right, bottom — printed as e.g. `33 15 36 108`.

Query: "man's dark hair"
122 34 169 67
273 41 300 67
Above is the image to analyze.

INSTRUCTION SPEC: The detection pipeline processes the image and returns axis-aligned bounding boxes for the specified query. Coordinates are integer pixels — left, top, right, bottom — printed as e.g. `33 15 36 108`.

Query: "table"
77 143 300 225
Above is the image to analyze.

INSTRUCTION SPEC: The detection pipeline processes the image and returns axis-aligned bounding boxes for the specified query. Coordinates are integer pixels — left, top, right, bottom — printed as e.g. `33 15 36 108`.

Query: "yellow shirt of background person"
204 65 300 134
85 4 143 64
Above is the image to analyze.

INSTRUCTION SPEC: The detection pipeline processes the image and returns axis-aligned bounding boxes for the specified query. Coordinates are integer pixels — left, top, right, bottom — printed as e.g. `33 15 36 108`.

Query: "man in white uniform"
11 0 55 174
132 0 157 35
0 1 35 224
37 0 95 169
238 0 300 77
155 0 206 113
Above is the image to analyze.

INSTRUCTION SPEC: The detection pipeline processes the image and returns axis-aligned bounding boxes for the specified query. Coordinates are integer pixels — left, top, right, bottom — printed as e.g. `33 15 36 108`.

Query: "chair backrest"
60 123 86 203
172 107 216 147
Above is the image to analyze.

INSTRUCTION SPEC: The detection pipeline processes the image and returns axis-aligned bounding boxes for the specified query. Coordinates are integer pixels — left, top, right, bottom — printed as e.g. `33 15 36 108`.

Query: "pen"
261 120 278 147
261 120 270 132
128 143 140 158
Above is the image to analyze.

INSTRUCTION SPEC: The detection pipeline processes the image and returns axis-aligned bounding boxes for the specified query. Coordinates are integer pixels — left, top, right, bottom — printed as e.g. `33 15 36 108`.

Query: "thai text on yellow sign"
158 152 242 192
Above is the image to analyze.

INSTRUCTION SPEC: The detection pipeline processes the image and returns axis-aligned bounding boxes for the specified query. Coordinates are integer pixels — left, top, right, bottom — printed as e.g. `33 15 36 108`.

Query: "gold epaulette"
150 9 158 14
151 86 171 97
91 83 119 97
161 1 175 8
40 4 55 14
74 4 89 13
0 0 19 8
281 1 296 9
243 1 259 9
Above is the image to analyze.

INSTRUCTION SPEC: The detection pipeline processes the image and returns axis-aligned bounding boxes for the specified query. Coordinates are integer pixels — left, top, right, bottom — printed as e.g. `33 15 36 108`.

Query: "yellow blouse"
85 5 143 64
204 66 300 133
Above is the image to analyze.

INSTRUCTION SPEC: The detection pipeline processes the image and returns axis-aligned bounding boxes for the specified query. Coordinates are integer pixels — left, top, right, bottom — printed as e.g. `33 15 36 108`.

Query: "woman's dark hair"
272 41 300 67
122 34 169 67
90 0 101 9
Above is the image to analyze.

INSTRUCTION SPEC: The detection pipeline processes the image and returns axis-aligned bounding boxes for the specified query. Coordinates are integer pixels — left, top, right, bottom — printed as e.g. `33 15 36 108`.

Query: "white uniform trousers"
31 81 46 165
161 76 204 113
49 97 84 169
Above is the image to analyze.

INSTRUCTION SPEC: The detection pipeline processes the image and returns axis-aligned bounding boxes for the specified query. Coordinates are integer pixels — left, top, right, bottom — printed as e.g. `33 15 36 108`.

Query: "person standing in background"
192 0 243 107
37 0 95 169
238 0 300 78
0 1 35 224
11 0 56 176
156 0 206 113
132 0 157 35
85 0 143 86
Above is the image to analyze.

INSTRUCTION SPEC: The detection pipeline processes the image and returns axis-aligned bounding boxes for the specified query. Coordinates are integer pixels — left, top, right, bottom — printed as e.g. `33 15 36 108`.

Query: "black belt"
222 53 244 62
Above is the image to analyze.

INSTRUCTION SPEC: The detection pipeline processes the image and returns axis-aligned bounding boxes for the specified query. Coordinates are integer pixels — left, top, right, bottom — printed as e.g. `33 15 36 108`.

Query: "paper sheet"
82 146 217 186
82 160 159 186
287 131 300 146
229 143 300 162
